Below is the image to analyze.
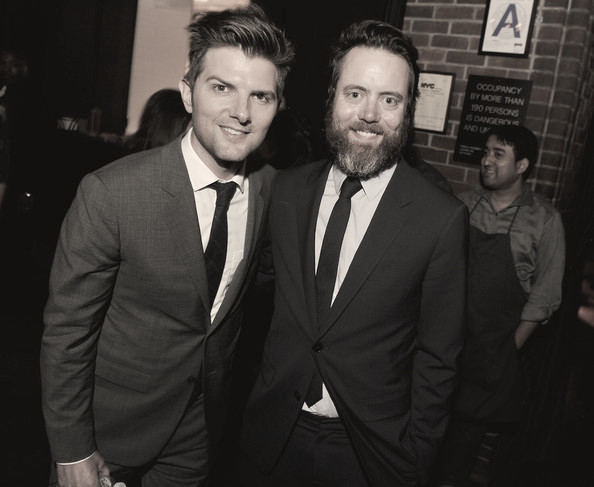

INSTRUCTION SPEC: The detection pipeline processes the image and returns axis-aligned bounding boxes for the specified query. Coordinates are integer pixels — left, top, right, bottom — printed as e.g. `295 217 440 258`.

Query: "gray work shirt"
458 185 565 323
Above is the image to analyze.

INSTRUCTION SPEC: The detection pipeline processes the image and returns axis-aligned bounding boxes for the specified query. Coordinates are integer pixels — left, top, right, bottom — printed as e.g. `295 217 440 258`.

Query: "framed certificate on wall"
413 71 455 134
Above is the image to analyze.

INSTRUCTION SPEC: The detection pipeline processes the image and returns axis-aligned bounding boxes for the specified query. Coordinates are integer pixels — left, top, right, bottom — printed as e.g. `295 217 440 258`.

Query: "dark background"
1 0 405 149
1 0 137 134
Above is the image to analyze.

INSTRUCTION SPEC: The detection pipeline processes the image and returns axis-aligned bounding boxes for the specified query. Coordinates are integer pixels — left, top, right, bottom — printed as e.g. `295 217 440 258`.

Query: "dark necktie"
205 181 237 307
305 176 362 407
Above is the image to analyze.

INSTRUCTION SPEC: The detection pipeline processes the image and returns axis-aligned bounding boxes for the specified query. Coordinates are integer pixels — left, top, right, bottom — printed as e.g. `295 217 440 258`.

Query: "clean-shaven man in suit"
240 20 468 487
40 5 294 487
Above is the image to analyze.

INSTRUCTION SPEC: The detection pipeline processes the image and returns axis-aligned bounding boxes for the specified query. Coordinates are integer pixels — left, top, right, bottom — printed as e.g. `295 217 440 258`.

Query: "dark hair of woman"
124 88 191 152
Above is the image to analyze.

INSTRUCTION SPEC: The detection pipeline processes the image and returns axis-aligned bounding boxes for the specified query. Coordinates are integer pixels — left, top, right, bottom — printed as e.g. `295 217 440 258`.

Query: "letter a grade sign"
479 0 537 57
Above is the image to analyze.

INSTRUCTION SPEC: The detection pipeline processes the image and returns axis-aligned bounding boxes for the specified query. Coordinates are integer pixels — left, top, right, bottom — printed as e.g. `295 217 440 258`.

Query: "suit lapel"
298 163 331 333
160 140 211 312
319 162 415 336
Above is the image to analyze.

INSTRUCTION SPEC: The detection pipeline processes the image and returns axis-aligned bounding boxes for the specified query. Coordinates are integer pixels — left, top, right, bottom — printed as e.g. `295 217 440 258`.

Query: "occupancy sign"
454 75 532 164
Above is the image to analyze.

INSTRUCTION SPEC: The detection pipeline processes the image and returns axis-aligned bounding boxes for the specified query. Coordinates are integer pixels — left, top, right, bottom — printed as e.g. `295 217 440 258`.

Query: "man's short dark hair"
325 20 420 120
183 4 295 103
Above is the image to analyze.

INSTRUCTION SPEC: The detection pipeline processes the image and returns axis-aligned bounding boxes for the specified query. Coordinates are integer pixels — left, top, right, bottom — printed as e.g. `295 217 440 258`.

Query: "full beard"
325 114 409 180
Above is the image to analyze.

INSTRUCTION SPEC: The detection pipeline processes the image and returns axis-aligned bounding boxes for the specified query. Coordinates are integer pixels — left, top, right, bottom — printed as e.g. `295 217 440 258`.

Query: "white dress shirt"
303 163 397 417
181 129 248 322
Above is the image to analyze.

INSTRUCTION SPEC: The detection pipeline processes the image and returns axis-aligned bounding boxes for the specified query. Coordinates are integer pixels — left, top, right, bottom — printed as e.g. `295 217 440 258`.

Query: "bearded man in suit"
40 5 294 487
240 19 468 487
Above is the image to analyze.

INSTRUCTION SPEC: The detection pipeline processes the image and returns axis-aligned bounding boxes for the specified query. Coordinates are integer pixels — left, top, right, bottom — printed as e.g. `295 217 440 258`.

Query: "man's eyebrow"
205 75 276 99
341 84 404 100
380 90 404 101
342 83 368 93
253 89 277 100
205 75 233 88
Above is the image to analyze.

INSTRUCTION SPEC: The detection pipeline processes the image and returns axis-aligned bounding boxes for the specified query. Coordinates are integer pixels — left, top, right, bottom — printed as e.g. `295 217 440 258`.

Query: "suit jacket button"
312 342 324 353
186 375 197 384
294 391 301 401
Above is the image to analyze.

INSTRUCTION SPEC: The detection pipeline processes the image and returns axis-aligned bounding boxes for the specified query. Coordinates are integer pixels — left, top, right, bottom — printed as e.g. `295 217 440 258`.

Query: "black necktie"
205 181 237 307
305 176 362 407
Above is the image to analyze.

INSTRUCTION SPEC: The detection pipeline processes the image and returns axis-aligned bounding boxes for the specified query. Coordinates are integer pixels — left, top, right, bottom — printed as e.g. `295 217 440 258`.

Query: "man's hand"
515 320 539 349
56 451 110 487
578 277 594 328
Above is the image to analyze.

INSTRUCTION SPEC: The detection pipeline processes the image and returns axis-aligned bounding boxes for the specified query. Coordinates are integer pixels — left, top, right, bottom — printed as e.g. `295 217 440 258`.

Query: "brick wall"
403 0 594 213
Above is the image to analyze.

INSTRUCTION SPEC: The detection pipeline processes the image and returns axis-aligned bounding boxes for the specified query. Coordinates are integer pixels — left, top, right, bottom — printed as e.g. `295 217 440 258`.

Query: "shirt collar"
181 127 246 193
330 162 397 201
476 184 534 207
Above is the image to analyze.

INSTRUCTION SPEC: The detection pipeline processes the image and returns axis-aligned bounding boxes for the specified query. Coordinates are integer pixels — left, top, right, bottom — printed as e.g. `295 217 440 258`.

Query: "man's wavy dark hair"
183 4 295 104
325 20 420 120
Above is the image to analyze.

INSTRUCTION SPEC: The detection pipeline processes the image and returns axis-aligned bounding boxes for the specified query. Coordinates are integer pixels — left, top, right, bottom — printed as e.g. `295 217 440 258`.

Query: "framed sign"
454 75 532 164
479 0 538 57
413 71 455 134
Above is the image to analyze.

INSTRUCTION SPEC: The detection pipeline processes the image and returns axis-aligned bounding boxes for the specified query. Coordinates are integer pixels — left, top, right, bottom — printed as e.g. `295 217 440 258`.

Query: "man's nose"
358 99 380 123
482 152 493 165
230 97 251 125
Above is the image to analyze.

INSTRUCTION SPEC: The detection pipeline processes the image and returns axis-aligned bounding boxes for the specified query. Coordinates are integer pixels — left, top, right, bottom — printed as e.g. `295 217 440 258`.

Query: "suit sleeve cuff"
56 451 95 465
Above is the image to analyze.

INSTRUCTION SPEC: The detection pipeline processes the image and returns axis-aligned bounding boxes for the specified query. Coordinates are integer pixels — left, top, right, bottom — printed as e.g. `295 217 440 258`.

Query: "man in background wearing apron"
434 125 565 487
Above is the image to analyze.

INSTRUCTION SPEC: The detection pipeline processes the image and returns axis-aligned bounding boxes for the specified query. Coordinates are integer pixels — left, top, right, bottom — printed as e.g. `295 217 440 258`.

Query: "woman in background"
123 88 191 152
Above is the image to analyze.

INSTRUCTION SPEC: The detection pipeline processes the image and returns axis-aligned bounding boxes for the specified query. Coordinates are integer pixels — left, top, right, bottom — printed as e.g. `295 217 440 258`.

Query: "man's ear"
179 79 193 113
516 157 529 175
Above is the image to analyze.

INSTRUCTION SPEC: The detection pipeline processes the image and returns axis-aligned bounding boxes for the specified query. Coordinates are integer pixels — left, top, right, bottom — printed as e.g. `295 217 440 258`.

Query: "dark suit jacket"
40 136 276 465
240 159 468 486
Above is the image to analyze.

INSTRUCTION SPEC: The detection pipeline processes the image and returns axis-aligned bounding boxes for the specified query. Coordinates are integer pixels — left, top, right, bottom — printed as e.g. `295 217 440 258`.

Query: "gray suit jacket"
40 135 276 465
241 159 468 486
